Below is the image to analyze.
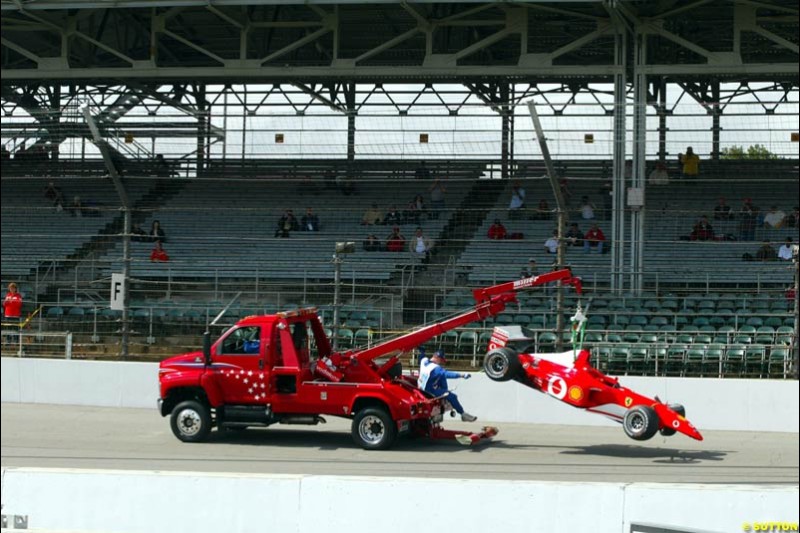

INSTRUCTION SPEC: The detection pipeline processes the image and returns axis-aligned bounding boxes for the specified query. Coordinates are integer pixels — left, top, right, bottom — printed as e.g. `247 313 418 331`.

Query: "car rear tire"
483 347 521 382
658 403 685 436
170 400 211 442
352 407 397 450
623 405 659 441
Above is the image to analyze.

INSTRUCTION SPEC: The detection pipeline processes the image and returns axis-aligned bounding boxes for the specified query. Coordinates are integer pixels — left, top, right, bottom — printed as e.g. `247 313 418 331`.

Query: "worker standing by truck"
418 348 477 422
3 282 23 346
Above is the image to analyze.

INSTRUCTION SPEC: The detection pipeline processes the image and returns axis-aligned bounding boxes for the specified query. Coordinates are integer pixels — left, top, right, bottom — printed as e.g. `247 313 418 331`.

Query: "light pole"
332 241 355 351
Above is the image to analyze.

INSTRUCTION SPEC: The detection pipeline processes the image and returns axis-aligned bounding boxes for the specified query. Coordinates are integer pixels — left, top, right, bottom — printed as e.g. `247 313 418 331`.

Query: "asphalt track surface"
2 403 797 484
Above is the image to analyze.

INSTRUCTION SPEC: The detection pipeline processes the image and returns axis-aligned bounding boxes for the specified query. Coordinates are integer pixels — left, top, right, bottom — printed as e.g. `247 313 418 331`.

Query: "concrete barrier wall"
2 468 797 533
2 357 798 432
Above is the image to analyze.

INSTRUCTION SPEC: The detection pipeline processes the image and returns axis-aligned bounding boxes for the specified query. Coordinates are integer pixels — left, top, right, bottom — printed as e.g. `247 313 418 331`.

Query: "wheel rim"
486 353 507 378
629 412 645 433
358 415 385 445
178 408 202 437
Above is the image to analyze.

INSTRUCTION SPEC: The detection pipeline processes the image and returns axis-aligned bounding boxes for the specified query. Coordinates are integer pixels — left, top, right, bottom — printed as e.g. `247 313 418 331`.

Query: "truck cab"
159 308 444 450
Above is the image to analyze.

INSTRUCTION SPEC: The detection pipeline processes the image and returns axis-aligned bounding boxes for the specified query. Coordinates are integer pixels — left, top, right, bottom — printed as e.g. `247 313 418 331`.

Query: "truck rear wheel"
622 405 659 441
352 407 397 450
170 400 211 442
483 347 521 382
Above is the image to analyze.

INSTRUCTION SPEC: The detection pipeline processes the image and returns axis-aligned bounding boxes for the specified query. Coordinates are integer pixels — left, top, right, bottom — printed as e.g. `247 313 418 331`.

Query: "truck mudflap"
430 425 500 446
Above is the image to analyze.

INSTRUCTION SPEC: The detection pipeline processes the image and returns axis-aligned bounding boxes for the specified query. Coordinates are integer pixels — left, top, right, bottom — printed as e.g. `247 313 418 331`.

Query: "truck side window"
220 326 261 355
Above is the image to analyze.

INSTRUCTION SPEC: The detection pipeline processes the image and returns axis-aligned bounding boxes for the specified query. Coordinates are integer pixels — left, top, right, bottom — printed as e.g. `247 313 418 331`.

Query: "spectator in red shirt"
150 241 170 262
3 282 23 344
583 223 606 254
690 215 714 241
386 226 406 252
487 219 507 240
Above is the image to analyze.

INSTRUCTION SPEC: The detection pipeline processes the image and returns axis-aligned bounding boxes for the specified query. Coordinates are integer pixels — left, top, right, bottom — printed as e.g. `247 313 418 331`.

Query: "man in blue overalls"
418 348 477 422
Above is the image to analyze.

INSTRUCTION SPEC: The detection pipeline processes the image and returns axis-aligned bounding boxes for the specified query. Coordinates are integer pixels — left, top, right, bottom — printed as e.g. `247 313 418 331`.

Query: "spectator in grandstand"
383 205 402 227
755 240 777 262
599 180 612 220
763 205 786 229
415 160 431 180
402 199 421 226
778 238 795 261
520 258 538 279
679 146 700 179
413 193 426 212
68 195 84 217
274 209 298 238
559 177 572 205
583 223 606 253
690 216 714 241
544 230 559 254
565 223 584 247
487 219 507 240
130 223 147 242
648 161 670 186
532 198 552 221
508 181 526 219
301 207 320 232
785 206 799 228
739 198 759 241
386 226 406 252
153 154 171 177
336 173 355 196
150 240 170 262
43 181 64 207
429 179 447 219
3 282 23 345
713 197 732 220
363 234 382 252
149 220 167 242
410 227 434 263
361 204 383 226
418 349 477 422
579 196 596 220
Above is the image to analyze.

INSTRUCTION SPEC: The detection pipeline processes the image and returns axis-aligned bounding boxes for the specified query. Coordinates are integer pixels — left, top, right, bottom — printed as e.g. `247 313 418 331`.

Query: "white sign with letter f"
111 273 125 311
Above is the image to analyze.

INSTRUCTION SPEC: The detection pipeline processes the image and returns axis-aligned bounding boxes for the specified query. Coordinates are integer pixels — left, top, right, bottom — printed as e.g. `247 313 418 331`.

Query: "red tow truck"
158 269 581 449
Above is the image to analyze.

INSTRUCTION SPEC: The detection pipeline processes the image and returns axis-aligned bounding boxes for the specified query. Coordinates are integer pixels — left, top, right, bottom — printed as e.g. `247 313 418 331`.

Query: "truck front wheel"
170 400 211 443
352 407 397 450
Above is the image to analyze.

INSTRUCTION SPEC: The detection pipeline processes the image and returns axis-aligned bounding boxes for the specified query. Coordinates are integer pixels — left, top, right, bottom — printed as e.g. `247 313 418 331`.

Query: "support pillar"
196 84 208 173
501 84 511 180
345 82 356 166
657 78 667 162
611 30 627 293
630 30 647 294
711 81 721 161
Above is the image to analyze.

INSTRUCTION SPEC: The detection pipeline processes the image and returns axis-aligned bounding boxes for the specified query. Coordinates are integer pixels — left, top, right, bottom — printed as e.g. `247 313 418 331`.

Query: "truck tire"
352 407 397 450
483 347 521 382
658 403 685 437
170 400 212 443
622 405 659 441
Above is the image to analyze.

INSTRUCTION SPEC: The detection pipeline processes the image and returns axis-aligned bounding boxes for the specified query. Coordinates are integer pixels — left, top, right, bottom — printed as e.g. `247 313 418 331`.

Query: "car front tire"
483 347 521 382
623 405 659 441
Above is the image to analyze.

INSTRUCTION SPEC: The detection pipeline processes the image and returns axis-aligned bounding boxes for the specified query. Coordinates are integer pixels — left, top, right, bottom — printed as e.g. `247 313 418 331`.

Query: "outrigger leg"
429 425 500 446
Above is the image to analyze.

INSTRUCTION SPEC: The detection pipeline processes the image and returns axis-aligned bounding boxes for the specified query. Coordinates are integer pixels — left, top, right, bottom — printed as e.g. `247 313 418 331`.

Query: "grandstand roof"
2 0 797 82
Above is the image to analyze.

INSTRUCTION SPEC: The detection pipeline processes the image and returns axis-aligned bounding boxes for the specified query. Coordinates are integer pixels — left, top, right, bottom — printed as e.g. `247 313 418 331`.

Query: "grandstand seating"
92 172 477 281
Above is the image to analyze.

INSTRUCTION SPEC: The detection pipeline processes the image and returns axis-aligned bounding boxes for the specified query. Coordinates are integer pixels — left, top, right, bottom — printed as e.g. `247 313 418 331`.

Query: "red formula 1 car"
482 325 703 441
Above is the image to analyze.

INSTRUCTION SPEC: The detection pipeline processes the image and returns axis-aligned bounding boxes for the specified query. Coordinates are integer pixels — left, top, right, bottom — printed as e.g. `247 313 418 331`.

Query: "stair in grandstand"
402 176 506 325
34 179 191 291
431 177 507 266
